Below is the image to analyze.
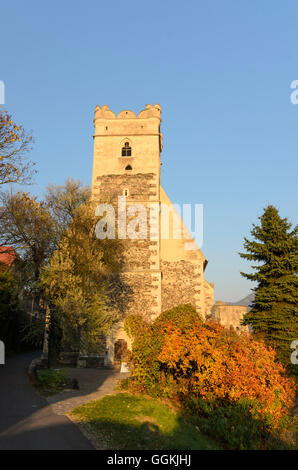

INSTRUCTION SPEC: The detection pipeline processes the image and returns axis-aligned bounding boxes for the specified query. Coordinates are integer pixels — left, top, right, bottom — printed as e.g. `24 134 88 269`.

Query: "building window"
125 165 132 171
122 141 132 157
123 188 129 197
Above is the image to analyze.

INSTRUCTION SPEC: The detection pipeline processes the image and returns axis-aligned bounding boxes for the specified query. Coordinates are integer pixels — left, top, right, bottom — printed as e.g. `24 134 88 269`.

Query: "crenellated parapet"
137 104 161 119
94 104 116 120
94 103 162 123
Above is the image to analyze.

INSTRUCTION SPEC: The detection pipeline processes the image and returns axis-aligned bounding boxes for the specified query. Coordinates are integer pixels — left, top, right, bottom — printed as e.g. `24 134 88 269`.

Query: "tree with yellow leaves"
0 107 35 186
0 191 55 288
40 201 127 355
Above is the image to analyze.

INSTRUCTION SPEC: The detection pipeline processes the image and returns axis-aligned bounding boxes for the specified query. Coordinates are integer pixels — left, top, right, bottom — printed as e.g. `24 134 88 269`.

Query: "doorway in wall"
114 339 128 365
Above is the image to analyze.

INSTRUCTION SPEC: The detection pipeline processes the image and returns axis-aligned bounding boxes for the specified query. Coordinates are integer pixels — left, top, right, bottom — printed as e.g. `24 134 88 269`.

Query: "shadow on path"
47 367 130 415
0 352 94 450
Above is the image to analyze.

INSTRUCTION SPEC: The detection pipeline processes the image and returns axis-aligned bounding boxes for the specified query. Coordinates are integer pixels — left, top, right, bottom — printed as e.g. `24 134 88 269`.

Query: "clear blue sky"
1 1 297 301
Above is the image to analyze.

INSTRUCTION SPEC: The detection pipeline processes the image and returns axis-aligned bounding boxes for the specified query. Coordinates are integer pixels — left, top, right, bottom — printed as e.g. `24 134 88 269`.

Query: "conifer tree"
240 205 298 369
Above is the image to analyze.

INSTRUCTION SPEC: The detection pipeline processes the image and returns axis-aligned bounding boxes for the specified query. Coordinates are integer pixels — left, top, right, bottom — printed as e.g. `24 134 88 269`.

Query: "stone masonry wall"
204 280 214 319
161 259 203 317
213 301 248 332
122 272 160 320
95 172 161 322
94 172 158 202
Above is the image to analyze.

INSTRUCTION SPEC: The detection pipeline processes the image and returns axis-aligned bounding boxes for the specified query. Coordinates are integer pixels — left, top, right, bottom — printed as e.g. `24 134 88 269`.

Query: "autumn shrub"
125 304 202 396
125 304 296 446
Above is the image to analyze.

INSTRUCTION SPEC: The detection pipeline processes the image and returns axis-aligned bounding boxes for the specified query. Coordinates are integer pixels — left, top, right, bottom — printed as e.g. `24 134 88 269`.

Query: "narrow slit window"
122 142 132 157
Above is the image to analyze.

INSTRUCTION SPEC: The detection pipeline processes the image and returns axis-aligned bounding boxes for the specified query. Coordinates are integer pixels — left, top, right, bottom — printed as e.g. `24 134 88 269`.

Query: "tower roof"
0 246 19 267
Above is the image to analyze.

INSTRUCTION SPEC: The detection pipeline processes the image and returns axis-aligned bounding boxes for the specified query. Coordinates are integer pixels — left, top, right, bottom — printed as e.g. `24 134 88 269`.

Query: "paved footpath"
0 352 94 450
47 367 129 415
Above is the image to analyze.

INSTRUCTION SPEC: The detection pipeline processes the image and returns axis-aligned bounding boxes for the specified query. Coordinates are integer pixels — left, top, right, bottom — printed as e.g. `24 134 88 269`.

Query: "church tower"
92 104 163 364
91 103 214 366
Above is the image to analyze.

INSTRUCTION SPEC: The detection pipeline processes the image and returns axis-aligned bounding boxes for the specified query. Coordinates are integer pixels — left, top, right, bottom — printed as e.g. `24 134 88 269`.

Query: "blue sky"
1 1 297 301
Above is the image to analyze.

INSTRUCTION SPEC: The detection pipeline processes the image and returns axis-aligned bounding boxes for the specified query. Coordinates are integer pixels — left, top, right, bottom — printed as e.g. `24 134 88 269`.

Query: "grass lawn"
68 392 221 450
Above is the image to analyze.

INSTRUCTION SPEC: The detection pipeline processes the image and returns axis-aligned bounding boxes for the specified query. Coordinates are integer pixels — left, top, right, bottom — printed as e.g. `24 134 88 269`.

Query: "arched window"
125 165 132 171
122 141 132 157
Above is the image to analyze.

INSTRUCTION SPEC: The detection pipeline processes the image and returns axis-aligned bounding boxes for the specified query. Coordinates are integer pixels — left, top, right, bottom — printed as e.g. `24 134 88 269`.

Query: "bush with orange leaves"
125 304 296 434
158 320 295 428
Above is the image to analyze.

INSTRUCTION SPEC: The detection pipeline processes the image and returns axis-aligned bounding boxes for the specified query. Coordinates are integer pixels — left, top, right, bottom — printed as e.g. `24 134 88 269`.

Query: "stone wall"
212 301 248 332
161 260 204 317
94 172 158 203
122 271 161 320
204 280 214 319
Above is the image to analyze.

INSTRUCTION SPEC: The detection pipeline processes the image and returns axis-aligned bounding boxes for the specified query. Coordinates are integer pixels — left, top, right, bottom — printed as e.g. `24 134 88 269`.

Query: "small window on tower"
123 188 129 197
122 141 132 157
125 165 132 171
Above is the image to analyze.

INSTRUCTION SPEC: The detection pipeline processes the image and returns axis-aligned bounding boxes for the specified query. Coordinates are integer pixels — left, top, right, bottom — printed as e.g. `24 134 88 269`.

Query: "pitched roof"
0 247 19 267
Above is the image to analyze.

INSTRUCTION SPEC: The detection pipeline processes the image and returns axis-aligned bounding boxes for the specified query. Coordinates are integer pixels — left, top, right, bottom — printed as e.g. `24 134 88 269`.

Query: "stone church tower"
91 103 214 366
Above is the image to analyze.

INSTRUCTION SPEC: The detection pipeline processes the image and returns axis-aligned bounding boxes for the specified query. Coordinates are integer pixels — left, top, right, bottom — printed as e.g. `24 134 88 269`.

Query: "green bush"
36 367 68 395
191 399 296 450
124 304 202 396
154 304 202 330
189 399 266 450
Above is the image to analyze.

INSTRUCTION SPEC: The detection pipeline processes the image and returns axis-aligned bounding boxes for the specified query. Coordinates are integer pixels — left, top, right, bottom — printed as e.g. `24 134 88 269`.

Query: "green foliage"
45 178 91 238
191 400 264 450
20 315 45 348
0 264 24 351
0 180 96 352
36 367 68 396
48 308 63 366
41 201 125 352
0 265 15 319
189 399 295 450
125 305 203 396
240 205 298 369
0 179 128 354
154 303 203 330
0 262 48 352
125 313 162 394
0 191 56 299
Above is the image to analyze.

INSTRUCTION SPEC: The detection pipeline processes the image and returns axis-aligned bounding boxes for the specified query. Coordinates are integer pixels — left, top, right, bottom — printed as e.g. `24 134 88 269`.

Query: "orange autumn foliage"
158 320 295 427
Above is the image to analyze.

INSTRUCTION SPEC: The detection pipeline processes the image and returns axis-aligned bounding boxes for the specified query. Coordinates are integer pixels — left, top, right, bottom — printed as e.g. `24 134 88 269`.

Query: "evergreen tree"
240 205 298 370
